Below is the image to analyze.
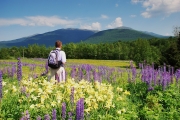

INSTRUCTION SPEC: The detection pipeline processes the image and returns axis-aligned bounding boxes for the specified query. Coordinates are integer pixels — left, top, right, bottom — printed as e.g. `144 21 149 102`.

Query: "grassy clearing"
67 59 133 68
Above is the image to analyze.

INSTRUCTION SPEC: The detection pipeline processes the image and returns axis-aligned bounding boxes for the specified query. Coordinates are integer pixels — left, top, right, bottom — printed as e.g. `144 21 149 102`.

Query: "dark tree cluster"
0 37 180 69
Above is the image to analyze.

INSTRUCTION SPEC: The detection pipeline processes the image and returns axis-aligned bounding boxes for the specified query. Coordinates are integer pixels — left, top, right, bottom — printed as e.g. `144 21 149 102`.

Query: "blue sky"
0 0 180 41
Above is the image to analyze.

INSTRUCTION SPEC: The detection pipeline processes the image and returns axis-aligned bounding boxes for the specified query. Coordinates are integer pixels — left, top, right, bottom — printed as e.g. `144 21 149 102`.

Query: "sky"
0 0 180 41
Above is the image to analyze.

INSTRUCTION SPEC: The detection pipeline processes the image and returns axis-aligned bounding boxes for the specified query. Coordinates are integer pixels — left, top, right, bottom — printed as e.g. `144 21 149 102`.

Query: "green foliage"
126 79 180 120
0 37 180 69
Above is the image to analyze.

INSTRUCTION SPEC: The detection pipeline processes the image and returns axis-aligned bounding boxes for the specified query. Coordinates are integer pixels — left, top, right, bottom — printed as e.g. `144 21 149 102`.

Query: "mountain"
140 31 169 38
0 27 169 47
0 28 98 47
0 34 39 44
83 27 158 43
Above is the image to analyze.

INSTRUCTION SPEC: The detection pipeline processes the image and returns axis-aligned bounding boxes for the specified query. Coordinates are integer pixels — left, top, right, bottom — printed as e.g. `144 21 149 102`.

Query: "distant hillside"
140 31 169 38
0 28 97 47
83 28 157 43
0 27 169 48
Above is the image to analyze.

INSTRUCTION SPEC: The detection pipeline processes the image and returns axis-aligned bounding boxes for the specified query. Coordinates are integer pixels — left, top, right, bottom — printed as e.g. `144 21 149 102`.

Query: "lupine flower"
93 70 98 82
131 67 136 81
17 57 22 82
26 110 30 119
162 72 168 91
76 98 84 120
80 98 84 119
76 99 81 120
12 65 16 78
71 65 76 79
52 109 57 120
85 65 91 81
148 86 154 91
0 71 2 98
62 102 66 120
78 66 83 80
68 112 73 120
20 110 30 120
44 114 50 120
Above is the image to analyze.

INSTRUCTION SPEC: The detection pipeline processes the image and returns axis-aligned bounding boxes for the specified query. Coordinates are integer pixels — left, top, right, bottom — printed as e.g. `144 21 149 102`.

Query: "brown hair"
55 40 62 48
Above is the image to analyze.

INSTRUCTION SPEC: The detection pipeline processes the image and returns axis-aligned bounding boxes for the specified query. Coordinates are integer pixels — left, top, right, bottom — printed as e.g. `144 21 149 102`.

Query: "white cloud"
80 22 101 30
115 4 119 7
132 0 180 18
101 14 108 19
0 16 79 27
107 17 123 29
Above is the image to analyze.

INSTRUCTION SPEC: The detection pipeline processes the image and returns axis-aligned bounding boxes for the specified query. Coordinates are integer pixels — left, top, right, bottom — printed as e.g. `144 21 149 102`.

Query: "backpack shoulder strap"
54 49 61 62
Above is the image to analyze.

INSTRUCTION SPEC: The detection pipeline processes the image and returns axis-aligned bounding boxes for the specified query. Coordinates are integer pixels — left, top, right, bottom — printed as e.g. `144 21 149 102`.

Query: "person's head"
55 40 62 48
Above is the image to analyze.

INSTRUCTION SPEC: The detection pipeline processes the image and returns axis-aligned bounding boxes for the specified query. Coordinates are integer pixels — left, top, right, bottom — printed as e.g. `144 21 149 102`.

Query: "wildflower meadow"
0 58 180 120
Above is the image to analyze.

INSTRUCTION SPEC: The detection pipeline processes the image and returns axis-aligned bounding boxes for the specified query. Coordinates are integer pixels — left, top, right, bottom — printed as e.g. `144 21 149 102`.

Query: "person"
48 40 66 82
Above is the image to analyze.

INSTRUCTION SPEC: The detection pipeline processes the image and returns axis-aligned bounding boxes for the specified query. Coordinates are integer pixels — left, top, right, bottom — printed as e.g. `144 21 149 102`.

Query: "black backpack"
48 49 63 69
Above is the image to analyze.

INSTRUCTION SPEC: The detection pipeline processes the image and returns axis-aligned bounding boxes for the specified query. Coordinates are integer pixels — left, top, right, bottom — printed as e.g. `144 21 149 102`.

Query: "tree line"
0 37 180 69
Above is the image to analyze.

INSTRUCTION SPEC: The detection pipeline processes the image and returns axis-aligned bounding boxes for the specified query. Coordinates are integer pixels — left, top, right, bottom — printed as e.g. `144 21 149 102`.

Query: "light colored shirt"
56 48 66 63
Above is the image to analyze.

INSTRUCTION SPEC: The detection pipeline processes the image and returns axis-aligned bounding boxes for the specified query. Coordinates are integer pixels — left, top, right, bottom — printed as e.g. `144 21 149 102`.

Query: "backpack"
48 49 63 69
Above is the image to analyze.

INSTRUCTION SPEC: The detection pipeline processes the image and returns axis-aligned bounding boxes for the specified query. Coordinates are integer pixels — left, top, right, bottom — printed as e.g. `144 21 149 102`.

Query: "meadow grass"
0 58 132 67
67 59 133 68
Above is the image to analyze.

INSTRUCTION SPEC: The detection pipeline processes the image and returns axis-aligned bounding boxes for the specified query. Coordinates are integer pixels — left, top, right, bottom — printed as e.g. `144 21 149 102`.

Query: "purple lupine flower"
98 72 102 83
26 110 30 120
93 70 98 82
139 63 142 69
0 71 2 99
148 86 154 91
76 99 81 120
85 64 92 81
78 66 83 80
44 114 50 120
52 109 57 120
71 65 76 79
12 65 16 78
76 98 84 120
62 102 66 120
7 67 11 77
17 57 22 82
68 112 73 120
162 72 167 90
36 116 41 120
20 110 30 120
153 71 158 86
80 98 84 120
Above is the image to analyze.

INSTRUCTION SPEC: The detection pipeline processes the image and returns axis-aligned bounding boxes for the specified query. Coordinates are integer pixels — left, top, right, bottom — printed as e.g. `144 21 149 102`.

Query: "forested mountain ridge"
83 28 168 43
0 28 97 47
0 27 169 47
